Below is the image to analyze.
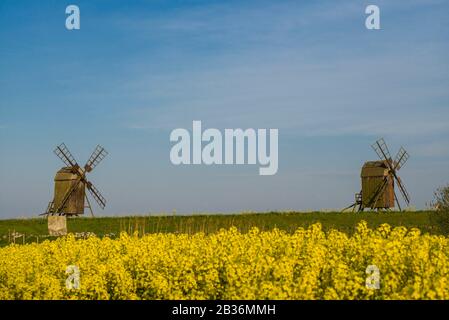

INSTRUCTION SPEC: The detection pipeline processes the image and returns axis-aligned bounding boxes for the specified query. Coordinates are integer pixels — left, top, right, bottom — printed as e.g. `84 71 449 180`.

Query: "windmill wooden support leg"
342 191 363 213
342 203 357 212
342 203 362 213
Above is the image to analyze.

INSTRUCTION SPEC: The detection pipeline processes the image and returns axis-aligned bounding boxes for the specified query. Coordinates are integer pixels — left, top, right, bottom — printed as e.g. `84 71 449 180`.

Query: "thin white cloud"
412 141 449 158
122 46 449 138
112 0 449 138
112 0 448 142
115 1 361 42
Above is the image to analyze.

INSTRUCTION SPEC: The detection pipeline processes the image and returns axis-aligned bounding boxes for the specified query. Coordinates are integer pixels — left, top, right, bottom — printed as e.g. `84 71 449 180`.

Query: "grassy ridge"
0 211 439 247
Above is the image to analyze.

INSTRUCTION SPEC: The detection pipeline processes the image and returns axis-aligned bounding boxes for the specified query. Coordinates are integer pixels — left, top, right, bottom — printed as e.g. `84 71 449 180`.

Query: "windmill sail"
85 145 108 172
54 143 78 168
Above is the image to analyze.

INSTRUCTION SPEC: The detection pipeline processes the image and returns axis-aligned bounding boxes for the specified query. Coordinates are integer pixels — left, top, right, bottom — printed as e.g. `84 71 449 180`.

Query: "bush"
430 184 449 235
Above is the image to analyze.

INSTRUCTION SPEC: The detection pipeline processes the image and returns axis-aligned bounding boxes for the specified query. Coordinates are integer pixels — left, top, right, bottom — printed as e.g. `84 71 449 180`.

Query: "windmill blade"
394 191 402 212
84 145 108 172
393 175 411 205
86 181 106 209
54 143 78 168
371 138 392 164
393 147 409 171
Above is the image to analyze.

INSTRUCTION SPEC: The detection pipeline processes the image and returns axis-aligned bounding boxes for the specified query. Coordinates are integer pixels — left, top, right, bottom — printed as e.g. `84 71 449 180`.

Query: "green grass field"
0 210 441 247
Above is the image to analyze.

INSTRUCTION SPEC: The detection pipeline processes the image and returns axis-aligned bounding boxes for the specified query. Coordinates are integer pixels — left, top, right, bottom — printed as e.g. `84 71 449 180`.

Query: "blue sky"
0 0 448 218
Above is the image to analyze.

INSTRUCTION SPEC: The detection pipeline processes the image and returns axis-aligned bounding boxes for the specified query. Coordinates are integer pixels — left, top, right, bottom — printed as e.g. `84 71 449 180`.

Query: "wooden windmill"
344 138 411 212
43 143 108 217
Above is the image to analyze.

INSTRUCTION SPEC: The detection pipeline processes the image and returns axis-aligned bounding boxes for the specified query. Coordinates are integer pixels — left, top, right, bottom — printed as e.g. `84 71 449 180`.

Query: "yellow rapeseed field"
0 221 448 300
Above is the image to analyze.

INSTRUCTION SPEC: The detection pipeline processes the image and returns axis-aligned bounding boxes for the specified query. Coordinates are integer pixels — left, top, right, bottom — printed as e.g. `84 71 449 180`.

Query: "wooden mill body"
53 167 85 215
361 160 395 209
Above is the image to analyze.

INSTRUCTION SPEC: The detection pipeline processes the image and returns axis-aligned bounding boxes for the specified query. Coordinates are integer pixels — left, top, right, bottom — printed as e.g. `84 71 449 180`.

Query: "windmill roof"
363 160 389 168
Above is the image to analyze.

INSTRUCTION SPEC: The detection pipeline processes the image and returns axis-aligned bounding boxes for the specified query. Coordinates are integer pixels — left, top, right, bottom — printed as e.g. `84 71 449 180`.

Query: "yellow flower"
0 221 448 300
